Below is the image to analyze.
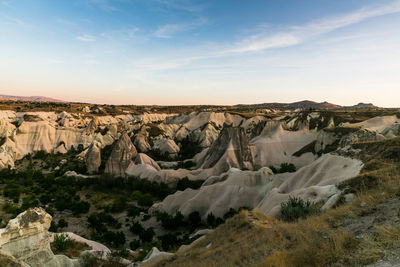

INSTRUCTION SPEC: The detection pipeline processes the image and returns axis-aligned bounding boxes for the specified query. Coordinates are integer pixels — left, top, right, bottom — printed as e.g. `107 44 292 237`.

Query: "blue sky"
0 0 399 106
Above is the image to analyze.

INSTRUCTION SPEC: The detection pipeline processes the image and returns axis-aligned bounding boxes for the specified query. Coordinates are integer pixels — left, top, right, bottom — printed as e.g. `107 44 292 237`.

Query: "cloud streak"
154 17 208 38
76 34 96 42
229 1 400 53
156 0 205 13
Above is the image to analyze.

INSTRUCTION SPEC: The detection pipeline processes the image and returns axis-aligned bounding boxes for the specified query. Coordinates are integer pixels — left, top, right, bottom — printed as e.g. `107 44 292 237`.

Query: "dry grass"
51 240 91 258
150 137 400 267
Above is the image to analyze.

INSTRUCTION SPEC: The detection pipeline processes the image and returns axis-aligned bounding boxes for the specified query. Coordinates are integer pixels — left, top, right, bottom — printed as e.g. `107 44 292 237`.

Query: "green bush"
280 196 321 222
110 197 128 213
139 227 155 243
137 193 153 207
52 234 72 252
188 211 202 228
176 178 203 191
279 163 297 173
156 211 184 230
129 239 141 250
58 219 68 228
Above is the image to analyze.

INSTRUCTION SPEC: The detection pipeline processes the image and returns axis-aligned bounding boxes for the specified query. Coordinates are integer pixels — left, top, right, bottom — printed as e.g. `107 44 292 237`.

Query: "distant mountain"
236 100 340 110
236 100 378 110
0 95 66 103
344 102 378 109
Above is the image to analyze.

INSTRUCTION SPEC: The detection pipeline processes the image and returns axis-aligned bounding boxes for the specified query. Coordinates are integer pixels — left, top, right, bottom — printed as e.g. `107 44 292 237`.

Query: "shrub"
176 178 203 191
188 211 202 228
139 227 155 243
130 222 145 235
110 197 128 213
278 163 296 173
127 205 142 218
52 234 72 252
223 208 238 220
158 233 181 251
280 196 321 222
130 239 141 250
178 136 202 160
156 211 184 230
113 248 129 258
137 193 153 207
58 219 68 228
103 231 126 247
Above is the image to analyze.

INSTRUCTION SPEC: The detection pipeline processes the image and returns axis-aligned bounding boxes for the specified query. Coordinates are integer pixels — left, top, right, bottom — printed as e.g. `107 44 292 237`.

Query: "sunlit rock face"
0 207 80 267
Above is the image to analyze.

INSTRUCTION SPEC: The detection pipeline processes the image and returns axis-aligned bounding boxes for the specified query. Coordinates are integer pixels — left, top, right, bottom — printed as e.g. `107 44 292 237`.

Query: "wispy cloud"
1 1 12 8
0 13 31 27
100 26 140 40
154 17 208 38
76 34 96 42
228 1 400 53
156 0 205 13
86 0 117 11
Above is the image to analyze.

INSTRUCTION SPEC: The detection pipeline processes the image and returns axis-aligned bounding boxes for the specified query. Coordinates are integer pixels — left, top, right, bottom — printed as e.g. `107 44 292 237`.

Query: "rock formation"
105 132 138 176
85 142 102 173
152 154 363 219
201 127 253 173
0 207 80 266
134 153 161 171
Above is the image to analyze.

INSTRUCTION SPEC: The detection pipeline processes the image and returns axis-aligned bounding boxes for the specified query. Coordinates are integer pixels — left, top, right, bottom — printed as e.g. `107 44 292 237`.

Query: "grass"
149 137 400 267
51 234 91 258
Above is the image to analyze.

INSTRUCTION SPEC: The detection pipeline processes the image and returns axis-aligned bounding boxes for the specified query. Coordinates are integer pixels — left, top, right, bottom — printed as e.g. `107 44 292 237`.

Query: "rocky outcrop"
0 207 80 267
201 127 253 173
141 247 173 265
105 132 138 176
134 153 161 171
152 137 180 157
152 154 363 219
85 142 101 174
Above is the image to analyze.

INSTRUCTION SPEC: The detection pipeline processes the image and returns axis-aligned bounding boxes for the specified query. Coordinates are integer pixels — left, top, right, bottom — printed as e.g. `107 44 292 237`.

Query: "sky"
0 0 400 106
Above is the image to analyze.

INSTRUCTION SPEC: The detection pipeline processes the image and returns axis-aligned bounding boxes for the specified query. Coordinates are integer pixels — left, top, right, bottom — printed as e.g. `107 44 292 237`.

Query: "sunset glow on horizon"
1 0 400 107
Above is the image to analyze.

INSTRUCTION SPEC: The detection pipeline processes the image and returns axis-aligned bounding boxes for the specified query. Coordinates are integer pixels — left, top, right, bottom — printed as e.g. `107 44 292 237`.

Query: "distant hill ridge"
236 100 378 110
0 94 65 103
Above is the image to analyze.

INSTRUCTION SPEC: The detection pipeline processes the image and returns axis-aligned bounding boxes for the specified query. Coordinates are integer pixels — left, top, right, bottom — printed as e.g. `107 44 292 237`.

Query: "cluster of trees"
88 212 126 247
270 163 297 174
0 167 93 219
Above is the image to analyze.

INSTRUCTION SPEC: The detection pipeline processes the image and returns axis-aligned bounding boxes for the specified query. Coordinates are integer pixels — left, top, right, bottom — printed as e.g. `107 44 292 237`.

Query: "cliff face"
201 127 253 173
0 207 80 267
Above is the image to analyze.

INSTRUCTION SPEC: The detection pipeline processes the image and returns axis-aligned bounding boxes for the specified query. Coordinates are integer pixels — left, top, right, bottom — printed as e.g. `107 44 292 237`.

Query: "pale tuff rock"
153 154 363 219
0 207 80 267
85 117 99 133
250 120 317 169
52 232 111 260
85 142 102 173
105 132 138 176
152 136 180 156
201 127 253 173
134 153 161 171
141 247 173 265
134 126 151 152
382 123 400 138
341 115 399 133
